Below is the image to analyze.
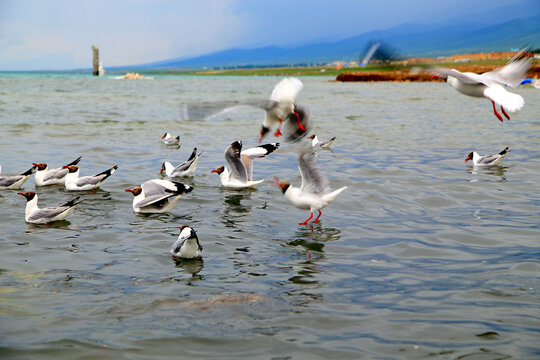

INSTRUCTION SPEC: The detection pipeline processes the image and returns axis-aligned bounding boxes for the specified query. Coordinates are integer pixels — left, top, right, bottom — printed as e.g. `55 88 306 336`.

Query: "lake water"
0 73 539 359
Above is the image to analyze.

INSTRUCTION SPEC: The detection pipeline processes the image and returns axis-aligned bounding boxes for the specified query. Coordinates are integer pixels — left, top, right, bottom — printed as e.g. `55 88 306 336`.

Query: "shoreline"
336 64 540 82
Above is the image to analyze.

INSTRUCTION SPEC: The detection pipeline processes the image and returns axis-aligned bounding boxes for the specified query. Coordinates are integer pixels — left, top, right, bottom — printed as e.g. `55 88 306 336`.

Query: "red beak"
125 189 134 193
210 169 217 173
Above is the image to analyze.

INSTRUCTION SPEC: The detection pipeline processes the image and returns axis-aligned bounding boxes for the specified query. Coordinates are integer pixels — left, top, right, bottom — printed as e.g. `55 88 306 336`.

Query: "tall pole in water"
92 45 99 76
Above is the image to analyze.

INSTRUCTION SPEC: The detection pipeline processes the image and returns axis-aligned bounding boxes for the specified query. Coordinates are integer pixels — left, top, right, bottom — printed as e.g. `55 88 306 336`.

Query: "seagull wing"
297 146 329 195
225 142 248 183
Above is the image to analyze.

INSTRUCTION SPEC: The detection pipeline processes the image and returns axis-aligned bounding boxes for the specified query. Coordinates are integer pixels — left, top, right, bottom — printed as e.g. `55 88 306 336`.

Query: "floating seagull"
161 132 180 146
427 57 531 122
272 146 347 225
125 179 193 213
465 146 509 166
211 140 279 188
17 192 81 224
0 165 36 190
160 148 201 178
170 225 203 259
33 156 82 186
308 134 336 149
64 165 118 191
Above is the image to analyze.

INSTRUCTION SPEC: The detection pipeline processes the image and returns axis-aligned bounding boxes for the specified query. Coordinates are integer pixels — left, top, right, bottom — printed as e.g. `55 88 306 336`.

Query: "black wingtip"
171 181 193 194
187 148 197 161
259 142 280 155
66 156 82 166
499 147 510 155
63 196 82 207
21 166 37 176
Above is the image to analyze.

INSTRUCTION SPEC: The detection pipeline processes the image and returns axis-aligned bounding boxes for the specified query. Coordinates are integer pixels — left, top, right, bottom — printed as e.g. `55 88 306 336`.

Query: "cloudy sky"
0 0 537 70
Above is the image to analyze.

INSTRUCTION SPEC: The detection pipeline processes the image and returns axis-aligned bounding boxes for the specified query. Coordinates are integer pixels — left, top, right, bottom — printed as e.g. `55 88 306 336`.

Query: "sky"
0 0 537 70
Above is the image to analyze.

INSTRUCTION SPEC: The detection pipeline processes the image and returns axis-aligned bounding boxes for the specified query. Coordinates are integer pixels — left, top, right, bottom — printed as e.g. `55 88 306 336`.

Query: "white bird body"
64 165 117 191
126 179 193 213
275 146 347 225
161 148 201 177
309 134 336 149
263 77 303 128
18 192 80 224
34 157 81 186
0 166 36 190
212 141 279 189
465 147 509 166
429 57 531 121
215 166 264 188
283 185 347 212
162 132 180 145
170 226 203 259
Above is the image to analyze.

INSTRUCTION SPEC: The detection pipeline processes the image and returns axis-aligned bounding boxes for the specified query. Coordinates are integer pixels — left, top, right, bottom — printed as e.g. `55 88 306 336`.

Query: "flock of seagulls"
2 56 532 260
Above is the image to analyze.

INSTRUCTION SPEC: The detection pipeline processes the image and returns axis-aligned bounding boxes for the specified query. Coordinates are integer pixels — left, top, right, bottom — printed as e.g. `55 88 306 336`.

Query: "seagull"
170 225 203 259
428 57 531 122
307 134 336 149
272 146 347 225
17 192 81 224
33 156 82 186
258 77 304 142
182 78 310 143
162 132 180 146
160 148 201 178
64 165 118 191
0 165 36 190
211 140 279 188
465 146 509 166
125 179 193 213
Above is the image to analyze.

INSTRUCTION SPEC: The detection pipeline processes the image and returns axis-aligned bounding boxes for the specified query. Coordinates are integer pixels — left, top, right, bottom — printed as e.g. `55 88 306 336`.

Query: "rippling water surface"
1 73 539 359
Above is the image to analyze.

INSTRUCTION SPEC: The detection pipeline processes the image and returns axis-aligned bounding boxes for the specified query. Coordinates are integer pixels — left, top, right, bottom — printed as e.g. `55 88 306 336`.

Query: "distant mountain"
132 15 540 69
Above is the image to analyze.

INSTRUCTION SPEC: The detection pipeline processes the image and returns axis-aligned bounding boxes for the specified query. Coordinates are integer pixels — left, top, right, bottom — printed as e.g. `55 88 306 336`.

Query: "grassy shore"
111 59 539 79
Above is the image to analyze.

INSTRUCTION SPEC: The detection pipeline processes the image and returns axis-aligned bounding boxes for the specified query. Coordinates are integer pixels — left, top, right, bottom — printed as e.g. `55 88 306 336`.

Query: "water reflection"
219 189 255 228
286 226 342 289
174 258 204 279
25 220 72 233
466 165 507 182
287 225 342 253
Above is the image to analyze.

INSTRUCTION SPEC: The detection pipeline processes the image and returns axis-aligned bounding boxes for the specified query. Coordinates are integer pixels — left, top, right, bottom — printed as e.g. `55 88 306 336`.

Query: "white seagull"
307 134 336 149
211 140 279 188
429 57 531 122
0 165 36 190
17 192 81 224
125 179 193 213
33 156 82 186
273 147 347 225
465 146 509 166
259 77 304 141
64 165 118 191
160 148 201 178
161 132 180 146
170 225 203 259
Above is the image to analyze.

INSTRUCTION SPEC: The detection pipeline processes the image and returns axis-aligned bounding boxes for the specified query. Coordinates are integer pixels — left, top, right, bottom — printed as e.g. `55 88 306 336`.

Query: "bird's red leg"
294 112 305 131
274 118 283 137
299 212 313 225
501 106 510 120
491 100 504 122
313 210 322 223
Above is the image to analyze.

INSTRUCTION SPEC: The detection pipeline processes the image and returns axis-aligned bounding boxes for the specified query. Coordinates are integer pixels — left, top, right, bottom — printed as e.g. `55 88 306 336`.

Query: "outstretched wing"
297 146 329 195
225 141 248 183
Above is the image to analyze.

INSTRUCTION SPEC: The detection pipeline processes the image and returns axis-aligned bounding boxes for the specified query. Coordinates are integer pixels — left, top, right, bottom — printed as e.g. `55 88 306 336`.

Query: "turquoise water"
0 73 539 359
